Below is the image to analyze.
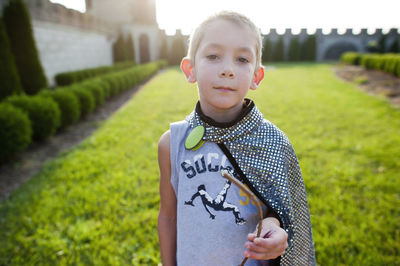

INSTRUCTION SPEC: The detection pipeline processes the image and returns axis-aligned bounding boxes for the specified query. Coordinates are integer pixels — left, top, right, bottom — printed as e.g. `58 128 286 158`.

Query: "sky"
50 0 400 35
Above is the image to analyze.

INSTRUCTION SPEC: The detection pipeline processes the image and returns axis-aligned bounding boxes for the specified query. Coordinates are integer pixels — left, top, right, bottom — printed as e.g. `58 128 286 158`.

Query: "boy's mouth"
214 86 234 92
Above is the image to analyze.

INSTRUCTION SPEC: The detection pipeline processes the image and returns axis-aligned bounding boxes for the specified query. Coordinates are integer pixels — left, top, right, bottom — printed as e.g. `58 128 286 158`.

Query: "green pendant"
185 125 205 150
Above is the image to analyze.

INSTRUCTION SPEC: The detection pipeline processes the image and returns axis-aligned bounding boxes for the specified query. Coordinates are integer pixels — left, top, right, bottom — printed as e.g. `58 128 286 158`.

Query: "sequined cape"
186 99 316 265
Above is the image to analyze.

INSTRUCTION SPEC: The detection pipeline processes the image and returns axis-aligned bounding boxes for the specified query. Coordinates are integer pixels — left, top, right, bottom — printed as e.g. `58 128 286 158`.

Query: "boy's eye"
206 54 218 60
238 57 249 63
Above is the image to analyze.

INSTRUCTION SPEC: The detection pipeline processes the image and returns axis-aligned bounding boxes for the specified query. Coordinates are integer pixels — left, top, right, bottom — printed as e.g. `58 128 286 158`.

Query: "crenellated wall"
263 28 400 61
1 0 399 83
168 27 400 62
24 0 117 34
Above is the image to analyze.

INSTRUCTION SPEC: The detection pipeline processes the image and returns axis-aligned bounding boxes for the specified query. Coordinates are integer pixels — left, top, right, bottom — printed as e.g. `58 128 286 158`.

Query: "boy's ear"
180 58 197 83
250 66 265 90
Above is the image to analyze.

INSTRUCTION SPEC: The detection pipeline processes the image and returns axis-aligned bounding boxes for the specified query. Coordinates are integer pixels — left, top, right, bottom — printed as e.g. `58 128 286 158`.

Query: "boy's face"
181 19 264 114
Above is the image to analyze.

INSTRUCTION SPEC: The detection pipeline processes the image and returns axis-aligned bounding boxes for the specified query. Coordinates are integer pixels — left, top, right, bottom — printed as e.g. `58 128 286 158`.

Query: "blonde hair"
187 11 263 68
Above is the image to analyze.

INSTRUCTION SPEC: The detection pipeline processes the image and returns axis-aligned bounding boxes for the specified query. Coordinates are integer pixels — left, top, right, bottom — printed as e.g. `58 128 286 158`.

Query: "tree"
113 32 127 63
288 37 300 62
262 37 273 63
2 0 47 95
159 31 168 61
300 35 317 61
168 32 186 66
388 38 399 53
125 33 135 62
366 40 380 53
273 37 284 62
378 34 387 53
0 18 23 100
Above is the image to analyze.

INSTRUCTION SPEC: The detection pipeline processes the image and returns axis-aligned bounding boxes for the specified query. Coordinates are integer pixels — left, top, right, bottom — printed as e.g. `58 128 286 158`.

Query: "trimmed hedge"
0 61 165 162
79 80 106 108
0 103 31 163
68 85 96 117
340 52 362 65
55 61 136 86
39 89 81 128
5 95 61 141
51 62 161 127
341 52 400 77
157 60 168 69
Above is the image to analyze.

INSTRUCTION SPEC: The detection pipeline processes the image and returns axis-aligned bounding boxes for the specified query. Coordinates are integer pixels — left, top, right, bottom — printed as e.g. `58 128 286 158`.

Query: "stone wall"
32 20 113 86
25 0 117 34
25 0 119 86
0 0 118 86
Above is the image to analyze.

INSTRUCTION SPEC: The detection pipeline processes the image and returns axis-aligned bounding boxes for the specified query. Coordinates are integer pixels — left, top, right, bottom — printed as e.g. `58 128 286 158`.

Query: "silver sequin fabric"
186 100 316 265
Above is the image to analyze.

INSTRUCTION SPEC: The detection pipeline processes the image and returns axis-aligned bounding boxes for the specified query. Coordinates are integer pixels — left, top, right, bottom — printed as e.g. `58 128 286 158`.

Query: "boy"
158 11 315 266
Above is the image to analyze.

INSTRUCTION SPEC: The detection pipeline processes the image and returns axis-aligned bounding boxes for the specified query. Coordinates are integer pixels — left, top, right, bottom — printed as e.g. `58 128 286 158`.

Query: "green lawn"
0 64 399 265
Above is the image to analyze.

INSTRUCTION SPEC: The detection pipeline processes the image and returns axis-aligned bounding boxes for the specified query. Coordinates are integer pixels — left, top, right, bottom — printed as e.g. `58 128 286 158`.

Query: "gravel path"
335 64 400 107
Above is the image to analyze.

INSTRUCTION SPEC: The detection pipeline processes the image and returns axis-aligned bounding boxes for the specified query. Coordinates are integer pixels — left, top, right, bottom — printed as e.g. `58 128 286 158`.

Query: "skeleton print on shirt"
181 153 246 225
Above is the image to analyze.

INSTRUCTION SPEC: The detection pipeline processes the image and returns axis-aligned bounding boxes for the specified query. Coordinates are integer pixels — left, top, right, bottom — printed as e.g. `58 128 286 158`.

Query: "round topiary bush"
67 85 95 117
55 72 75 86
5 94 61 140
99 79 112 100
39 89 80 128
119 73 130 91
101 76 119 97
396 59 400 77
340 52 362 65
0 103 32 163
80 81 105 108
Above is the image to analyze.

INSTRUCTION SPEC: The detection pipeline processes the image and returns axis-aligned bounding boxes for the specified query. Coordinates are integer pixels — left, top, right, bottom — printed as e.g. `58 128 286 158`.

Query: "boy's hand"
244 218 288 260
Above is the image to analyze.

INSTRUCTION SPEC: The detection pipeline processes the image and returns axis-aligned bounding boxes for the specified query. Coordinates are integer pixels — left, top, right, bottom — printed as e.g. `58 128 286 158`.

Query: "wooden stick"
221 170 263 266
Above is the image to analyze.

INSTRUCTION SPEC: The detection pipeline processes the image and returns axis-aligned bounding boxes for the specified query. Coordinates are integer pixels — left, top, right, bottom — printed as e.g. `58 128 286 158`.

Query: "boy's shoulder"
258 118 291 143
252 118 296 155
170 119 190 127
169 119 191 135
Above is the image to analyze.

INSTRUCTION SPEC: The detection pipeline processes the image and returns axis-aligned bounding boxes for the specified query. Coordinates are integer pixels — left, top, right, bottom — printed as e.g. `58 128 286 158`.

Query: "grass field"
0 64 399 265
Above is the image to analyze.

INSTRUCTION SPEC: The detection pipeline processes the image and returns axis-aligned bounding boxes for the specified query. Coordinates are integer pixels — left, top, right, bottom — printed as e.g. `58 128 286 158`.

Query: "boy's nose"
219 69 235 78
219 61 235 78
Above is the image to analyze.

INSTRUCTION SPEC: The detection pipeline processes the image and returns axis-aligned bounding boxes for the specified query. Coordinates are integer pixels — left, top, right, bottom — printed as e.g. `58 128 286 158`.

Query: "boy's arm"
157 130 177 266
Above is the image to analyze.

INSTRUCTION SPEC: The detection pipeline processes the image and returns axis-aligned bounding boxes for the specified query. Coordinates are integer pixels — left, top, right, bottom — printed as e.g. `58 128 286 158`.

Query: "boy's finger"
247 233 257 241
244 241 267 253
254 237 280 248
244 250 282 260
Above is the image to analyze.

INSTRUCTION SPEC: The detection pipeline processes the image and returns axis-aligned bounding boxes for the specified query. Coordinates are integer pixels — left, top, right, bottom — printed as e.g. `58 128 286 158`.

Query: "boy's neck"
198 100 249 125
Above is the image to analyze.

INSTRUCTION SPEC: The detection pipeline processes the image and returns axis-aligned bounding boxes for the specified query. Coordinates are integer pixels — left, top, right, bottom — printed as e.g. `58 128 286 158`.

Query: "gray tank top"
170 120 269 266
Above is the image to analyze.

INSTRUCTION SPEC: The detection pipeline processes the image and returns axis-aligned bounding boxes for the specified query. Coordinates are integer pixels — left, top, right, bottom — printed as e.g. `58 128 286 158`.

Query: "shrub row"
340 52 362 65
0 61 165 163
55 61 136 86
340 52 400 77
